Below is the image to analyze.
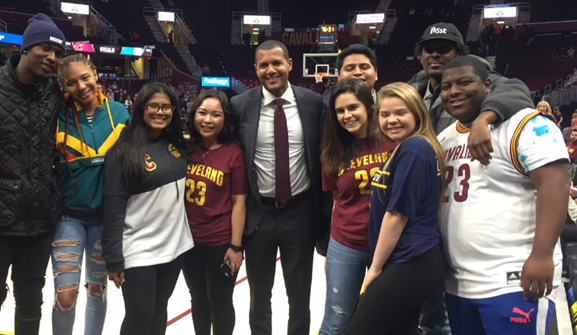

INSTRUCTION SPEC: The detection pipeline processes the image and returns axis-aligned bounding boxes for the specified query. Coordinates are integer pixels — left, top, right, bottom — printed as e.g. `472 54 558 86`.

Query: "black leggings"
345 244 444 335
120 254 185 335
182 243 237 335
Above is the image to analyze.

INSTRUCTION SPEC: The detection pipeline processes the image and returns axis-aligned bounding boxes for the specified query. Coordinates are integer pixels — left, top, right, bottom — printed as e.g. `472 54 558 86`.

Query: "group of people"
98 81 136 113
0 14 570 335
0 13 245 335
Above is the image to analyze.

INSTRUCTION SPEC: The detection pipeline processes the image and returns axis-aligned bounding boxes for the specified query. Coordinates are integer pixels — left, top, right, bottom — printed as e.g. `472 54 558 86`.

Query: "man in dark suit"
231 40 328 335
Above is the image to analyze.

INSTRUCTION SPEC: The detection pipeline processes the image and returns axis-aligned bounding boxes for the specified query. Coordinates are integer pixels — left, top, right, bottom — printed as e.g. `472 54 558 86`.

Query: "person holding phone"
182 89 248 335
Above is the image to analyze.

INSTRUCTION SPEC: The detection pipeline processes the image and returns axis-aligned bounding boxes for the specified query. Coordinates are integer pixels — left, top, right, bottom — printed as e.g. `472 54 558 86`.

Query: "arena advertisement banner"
65 41 153 56
271 30 357 46
71 41 95 53
0 32 23 45
272 31 320 45
61 2 90 15
158 54 199 97
201 77 230 88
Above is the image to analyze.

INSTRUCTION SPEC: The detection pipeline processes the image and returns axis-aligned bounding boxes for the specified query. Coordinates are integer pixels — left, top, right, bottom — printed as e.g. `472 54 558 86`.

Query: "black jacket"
0 55 62 236
408 55 535 134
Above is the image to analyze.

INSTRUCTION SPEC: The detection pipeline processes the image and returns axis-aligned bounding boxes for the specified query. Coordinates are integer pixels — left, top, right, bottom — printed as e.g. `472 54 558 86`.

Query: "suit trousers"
244 194 315 335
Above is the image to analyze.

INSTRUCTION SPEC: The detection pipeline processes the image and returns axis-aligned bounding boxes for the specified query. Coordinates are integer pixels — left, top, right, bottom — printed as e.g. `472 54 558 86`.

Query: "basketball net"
314 72 326 83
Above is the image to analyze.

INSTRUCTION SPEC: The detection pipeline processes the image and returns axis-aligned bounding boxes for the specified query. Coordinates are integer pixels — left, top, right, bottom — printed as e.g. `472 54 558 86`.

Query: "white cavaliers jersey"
438 108 568 300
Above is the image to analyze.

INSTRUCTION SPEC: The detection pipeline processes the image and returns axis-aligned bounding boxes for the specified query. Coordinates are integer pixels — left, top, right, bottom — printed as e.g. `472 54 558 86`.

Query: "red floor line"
167 256 281 326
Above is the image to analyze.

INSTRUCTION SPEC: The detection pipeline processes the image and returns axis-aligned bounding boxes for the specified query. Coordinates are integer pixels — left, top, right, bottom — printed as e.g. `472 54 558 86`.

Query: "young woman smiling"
318 78 395 335
52 54 130 335
182 89 248 335
345 82 446 334
102 82 194 335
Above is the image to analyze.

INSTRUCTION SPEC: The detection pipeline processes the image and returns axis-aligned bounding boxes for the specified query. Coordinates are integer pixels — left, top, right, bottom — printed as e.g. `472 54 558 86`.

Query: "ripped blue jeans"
51 209 107 335
319 236 371 335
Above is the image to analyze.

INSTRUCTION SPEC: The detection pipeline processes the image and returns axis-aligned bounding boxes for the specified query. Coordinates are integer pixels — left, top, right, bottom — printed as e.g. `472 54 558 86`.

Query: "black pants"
120 254 185 335
345 244 444 335
0 233 52 335
182 243 237 335
244 195 315 335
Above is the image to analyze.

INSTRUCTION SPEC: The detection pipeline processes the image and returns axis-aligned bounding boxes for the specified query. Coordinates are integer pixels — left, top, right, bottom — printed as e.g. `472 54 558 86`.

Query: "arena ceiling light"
356 13 385 25
243 15 271 26
483 6 517 19
61 2 90 15
158 11 175 22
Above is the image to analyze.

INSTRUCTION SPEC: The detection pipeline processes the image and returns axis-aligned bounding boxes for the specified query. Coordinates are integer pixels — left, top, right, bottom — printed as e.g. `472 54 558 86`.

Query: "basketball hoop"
314 72 326 83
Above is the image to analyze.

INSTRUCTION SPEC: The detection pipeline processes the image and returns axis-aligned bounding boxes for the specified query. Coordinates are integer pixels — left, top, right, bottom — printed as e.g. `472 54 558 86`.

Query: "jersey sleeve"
515 115 569 173
481 76 533 124
386 150 432 220
230 146 249 195
322 163 338 192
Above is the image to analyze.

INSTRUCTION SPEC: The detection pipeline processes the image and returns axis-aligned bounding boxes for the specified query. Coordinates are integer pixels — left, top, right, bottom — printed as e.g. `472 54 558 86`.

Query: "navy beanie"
21 13 66 55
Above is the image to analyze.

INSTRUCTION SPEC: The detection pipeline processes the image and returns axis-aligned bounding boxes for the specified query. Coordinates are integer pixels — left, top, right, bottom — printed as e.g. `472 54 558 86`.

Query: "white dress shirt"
255 86 310 198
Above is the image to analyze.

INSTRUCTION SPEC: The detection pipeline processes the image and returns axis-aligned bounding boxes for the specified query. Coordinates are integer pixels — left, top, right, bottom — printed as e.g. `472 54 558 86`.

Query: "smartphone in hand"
220 260 232 277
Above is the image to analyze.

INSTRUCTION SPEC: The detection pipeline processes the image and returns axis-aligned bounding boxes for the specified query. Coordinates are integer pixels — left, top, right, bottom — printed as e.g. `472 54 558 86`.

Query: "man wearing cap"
409 22 534 335
0 13 66 334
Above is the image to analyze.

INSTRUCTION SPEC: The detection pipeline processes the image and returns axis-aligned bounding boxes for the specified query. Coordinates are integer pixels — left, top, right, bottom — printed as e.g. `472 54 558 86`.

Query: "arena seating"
91 0 156 45
0 10 84 40
157 42 192 75
1 0 51 16
5 0 577 100
495 34 577 91
170 0 256 79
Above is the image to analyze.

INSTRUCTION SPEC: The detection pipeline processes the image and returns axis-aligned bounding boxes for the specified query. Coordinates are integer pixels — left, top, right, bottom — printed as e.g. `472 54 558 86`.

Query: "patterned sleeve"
516 115 569 173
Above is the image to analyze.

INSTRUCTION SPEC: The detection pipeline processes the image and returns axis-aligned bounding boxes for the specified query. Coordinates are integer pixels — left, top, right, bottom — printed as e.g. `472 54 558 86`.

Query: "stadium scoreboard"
318 24 336 45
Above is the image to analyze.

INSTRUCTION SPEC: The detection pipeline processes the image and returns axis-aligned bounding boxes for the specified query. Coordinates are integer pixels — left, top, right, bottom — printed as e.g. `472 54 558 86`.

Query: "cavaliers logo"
168 144 182 158
145 154 157 171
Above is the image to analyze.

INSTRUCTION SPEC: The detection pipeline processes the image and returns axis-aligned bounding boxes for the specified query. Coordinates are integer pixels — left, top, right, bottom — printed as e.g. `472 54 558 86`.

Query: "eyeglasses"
145 103 175 115
423 44 455 55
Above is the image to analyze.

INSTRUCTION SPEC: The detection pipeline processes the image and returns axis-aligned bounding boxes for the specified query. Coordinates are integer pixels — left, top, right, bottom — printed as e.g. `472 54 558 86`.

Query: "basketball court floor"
0 252 573 334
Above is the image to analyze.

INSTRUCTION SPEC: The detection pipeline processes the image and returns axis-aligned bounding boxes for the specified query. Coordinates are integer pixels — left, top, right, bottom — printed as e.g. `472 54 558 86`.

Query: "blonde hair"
374 82 447 226
536 100 552 116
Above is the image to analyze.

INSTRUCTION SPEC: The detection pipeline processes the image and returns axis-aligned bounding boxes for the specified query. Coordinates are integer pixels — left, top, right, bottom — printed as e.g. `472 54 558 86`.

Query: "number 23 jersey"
185 143 248 246
322 139 395 252
438 108 567 299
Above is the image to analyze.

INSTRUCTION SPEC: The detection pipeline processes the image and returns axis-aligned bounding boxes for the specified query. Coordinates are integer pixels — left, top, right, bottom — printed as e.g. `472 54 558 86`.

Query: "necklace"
201 143 221 157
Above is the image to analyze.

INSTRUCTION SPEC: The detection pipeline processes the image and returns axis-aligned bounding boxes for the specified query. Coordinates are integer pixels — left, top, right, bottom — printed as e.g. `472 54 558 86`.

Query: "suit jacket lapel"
293 85 315 175
245 88 263 166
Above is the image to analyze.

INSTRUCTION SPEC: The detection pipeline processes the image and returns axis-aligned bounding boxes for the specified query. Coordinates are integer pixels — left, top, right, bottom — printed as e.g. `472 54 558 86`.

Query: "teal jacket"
55 94 129 209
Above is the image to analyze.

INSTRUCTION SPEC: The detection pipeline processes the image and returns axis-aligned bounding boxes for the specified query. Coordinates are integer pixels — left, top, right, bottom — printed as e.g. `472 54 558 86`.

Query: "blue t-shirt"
368 136 441 267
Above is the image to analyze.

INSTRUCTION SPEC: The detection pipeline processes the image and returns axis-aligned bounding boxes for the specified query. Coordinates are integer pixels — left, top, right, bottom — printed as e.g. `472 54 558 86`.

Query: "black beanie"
21 13 66 55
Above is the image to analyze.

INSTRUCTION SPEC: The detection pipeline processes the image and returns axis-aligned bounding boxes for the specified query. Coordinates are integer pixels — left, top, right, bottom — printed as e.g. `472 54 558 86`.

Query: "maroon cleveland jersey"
322 139 395 252
185 143 248 246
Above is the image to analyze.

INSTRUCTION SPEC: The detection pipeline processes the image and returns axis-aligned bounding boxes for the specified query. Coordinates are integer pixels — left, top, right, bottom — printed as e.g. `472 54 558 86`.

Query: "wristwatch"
229 243 243 252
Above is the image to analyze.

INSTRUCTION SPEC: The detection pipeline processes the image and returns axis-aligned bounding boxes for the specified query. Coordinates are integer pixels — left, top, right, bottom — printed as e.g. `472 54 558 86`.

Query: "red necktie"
273 98 292 205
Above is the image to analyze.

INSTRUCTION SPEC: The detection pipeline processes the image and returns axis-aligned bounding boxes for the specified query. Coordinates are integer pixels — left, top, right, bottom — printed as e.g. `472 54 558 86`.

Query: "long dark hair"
108 82 191 189
321 78 379 177
186 89 238 146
